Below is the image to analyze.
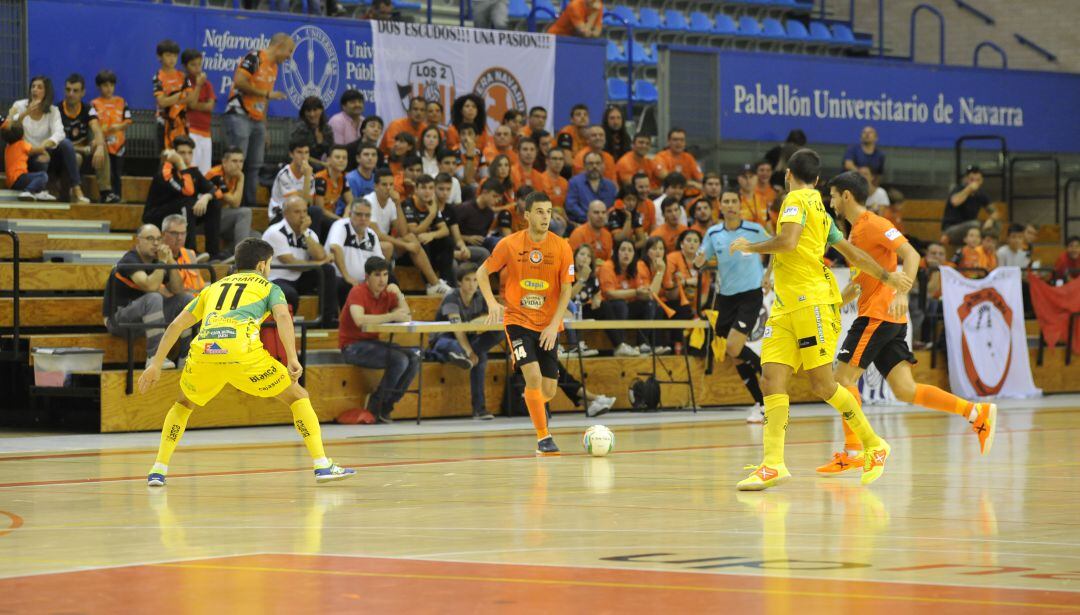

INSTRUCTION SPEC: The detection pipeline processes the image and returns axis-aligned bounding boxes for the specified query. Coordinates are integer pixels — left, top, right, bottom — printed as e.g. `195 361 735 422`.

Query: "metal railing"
954 135 1007 203
1063 177 1080 244
0 229 20 361
1008 156 1060 225
909 3 945 64
973 41 1007 69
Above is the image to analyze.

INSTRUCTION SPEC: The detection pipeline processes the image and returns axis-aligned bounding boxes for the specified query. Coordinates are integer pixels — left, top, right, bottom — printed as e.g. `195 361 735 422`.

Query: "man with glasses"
161 213 207 293
325 199 384 307
104 224 194 369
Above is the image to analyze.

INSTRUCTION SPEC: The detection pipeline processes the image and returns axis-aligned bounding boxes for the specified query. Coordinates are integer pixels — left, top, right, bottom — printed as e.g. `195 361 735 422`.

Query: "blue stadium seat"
608 5 638 28
628 40 657 66
808 21 833 41
761 17 786 38
607 78 630 102
395 0 422 10
533 0 557 19
638 8 662 30
714 14 737 35
508 0 529 19
738 16 762 36
633 80 659 104
785 20 809 39
663 9 689 32
688 11 713 34
606 40 626 64
831 23 856 44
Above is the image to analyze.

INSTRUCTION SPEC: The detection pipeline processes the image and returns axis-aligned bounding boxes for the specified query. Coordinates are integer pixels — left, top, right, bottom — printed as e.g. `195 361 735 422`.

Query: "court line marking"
0 551 269 581
3 404 1077 462
150 559 1080 609
0 510 22 537
1 423 1076 489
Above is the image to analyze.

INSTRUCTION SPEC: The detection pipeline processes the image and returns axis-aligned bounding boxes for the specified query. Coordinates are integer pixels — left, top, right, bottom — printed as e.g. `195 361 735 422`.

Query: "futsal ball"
582 425 615 457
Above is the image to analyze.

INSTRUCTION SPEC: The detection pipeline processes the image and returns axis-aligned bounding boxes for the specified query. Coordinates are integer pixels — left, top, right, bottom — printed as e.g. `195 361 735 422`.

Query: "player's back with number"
186 271 287 361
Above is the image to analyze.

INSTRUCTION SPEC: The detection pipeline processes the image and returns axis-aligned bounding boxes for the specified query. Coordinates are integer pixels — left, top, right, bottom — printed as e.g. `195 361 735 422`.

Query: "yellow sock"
824 384 881 449
762 394 789 466
154 402 193 467
290 398 327 463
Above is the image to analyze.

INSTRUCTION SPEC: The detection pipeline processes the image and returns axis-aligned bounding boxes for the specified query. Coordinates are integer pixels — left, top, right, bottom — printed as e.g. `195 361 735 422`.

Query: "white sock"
845 449 862 458
313 457 330 469
151 462 168 475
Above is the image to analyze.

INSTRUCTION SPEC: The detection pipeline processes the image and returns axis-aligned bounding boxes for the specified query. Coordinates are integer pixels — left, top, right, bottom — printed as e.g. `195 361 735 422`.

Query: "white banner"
742 269 906 404
372 22 556 133
941 266 1040 399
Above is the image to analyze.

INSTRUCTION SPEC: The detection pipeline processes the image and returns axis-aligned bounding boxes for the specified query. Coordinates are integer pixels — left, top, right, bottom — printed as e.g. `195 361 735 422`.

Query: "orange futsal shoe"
816 451 864 476
972 403 997 456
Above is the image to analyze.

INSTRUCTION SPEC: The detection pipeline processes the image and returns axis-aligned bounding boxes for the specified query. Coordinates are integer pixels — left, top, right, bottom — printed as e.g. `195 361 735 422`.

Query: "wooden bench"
0 232 135 259
0 203 270 233
120 177 271 209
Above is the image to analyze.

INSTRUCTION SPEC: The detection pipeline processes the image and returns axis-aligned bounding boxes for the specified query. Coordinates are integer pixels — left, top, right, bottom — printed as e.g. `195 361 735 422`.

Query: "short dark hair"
1 122 23 144
374 167 395 183
340 89 364 106
787 148 821 184
571 103 589 116
524 191 551 211
480 178 503 194
434 172 453 185
755 159 772 171
222 146 244 159
456 262 478 282
95 70 117 87
631 172 649 186
365 256 391 275
786 129 807 146
667 127 686 139
1068 236 1080 246
180 48 203 66
827 171 869 204
408 96 426 109
1008 223 1026 235
156 39 180 56
65 73 85 88
529 106 547 116
358 142 380 159
234 238 275 270
503 110 522 124
662 172 687 189
172 135 195 150
328 144 349 158
415 174 435 187
402 154 423 169
517 136 537 152
661 197 682 214
437 148 458 163
394 132 416 146
288 137 310 153
360 115 384 132
677 228 702 250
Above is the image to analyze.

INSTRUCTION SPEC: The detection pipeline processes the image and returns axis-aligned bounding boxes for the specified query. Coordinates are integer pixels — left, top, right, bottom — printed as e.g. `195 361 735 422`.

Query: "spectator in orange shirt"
454 123 484 189
569 200 614 261
556 104 590 156
92 70 133 204
511 137 548 192
572 125 617 181
521 106 547 139
548 0 603 37
738 164 771 231
608 185 648 250
544 147 570 230
663 228 706 344
380 96 427 154
394 154 423 204
754 159 777 207
484 124 519 166
616 133 659 191
631 173 657 232
655 172 687 226
153 39 189 152
650 197 688 253
387 132 416 177
603 106 631 161
449 93 489 151
598 239 657 356
688 198 714 236
689 172 722 224
2 122 49 198
952 227 993 278
501 109 524 144
654 128 702 193
981 233 999 271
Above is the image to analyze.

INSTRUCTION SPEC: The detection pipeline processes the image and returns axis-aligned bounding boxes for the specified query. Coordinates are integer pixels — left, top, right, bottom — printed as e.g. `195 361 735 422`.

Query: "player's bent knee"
277 382 309 405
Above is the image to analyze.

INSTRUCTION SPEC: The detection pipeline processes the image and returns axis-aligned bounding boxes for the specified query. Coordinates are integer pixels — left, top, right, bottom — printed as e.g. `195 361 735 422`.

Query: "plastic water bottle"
568 300 582 321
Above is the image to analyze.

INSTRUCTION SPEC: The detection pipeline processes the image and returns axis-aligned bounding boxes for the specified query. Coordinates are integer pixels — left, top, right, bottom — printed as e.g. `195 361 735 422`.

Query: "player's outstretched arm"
834 240 913 294
138 310 198 393
271 303 303 382
731 222 801 256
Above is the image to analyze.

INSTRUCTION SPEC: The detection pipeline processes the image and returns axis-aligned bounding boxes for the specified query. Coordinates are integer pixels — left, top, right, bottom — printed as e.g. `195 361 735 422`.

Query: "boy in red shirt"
182 49 216 174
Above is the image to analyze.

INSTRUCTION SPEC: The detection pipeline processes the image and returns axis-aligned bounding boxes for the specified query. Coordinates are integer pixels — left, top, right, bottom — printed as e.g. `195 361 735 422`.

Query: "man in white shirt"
997 223 1031 269
859 166 890 212
325 198 383 288
262 196 340 326
269 138 323 228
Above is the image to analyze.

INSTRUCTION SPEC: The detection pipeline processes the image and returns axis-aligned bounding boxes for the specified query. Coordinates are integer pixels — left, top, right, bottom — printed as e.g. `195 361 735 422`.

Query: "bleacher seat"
663 9 689 32
606 40 626 64
761 17 787 38
808 21 833 42
738 16 762 36
688 11 713 34
533 0 557 19
785 20 809 39
831 23 856 44
714 14 737 35
608 5 638 28
638 8 662 31
632 80 659 104
629 40 657 66
607 77 630 102
508 0 529 19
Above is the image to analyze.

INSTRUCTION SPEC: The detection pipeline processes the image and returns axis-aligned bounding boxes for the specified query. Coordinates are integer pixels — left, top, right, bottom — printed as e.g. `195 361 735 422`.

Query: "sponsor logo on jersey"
885 227 901 240
249 366 278 382
201 327 237 340
528 249 543 264
782 206 799 217
520 278 549 291
520 294 546 310
203 342 228 355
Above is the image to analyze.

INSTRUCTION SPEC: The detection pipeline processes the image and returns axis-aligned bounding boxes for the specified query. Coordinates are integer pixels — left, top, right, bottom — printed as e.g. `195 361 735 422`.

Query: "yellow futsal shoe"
861 440 891 485
736 463 791 491
972 403 997 456
816 451 863 475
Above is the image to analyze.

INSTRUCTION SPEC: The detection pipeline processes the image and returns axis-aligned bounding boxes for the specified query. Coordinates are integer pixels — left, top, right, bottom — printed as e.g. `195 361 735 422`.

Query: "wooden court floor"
1 401 1079 614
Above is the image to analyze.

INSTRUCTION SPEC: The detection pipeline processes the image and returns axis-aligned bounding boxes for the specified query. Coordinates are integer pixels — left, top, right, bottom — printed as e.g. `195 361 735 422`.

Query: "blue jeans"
223 112 266 208
11 171 48 193
29 139 80 188
341 339 421 417
429 332 504 413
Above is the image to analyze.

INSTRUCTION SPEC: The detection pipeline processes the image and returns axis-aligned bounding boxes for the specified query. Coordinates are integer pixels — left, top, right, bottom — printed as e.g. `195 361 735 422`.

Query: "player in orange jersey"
819 171 997 475
477 191 576 455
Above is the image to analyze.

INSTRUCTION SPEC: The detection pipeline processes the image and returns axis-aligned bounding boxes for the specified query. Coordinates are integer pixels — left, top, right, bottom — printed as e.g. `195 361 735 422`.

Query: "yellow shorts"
179 350 292 406
761 304 841 371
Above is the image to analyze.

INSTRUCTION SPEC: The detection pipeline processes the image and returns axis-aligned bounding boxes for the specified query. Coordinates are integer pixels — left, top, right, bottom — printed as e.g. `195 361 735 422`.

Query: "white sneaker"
426 280 452 296
639 343 652 354
73 195 90 204
614 343 640 357
654 345 672 355
17 191 35 201
586 394 614 417
34 191 57 201
746 404 764 423
557 346 571 359
577 342 599 357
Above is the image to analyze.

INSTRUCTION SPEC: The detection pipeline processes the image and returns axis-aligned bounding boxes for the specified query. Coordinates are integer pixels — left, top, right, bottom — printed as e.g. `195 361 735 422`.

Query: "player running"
477 191 575 455
696 185 771 423
139 238 355 486
729 148 912 491
818 171 996 475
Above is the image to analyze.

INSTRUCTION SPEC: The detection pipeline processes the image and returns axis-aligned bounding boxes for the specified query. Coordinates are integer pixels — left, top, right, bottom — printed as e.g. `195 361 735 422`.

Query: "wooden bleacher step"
0 233 135 259
0 218 110 234
42 250 129 264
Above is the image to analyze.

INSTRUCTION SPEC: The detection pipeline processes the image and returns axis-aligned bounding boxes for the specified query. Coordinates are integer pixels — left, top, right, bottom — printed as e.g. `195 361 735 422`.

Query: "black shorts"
712 288 764 337
505 324 560 379
838 316 916 375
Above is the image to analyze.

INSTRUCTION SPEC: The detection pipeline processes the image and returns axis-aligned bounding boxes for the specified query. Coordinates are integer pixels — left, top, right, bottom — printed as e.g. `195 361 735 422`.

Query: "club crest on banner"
474 67 527 132
957 287 1013 396
282 25 340 110
398 59 456 121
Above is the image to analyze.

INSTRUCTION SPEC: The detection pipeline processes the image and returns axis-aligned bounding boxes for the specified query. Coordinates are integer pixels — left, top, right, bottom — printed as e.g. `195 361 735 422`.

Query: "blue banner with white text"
717 51 1080 152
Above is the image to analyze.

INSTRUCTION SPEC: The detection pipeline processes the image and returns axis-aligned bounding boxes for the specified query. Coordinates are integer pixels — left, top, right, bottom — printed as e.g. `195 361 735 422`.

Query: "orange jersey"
848 210 909 323
649 223 687 253
205 165 240 195
653 149 702 182
447 124 490 152
380 117 426 154
314 169 349 213
556 124 587 155
954 245 994 278
663 250 708 305
598 259 650 298
739 191 770 228
545 173 569 210
548 0 603 36
571 148 617 182
154 67 189 148
4 140 30 186
568 224 613 261
483 143 519 167
755 183 777 208
227 49 278 122
485 230 575 332
615 151 660 188
91 95 132 155
511 164 549 193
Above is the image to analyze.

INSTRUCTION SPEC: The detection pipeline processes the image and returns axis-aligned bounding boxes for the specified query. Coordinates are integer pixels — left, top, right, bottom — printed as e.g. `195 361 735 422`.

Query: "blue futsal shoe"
314 461 356 483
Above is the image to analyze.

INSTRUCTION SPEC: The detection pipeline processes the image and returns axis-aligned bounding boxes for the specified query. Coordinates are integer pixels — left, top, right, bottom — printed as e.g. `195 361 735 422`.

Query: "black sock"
735 361 765 406
738 346 762 374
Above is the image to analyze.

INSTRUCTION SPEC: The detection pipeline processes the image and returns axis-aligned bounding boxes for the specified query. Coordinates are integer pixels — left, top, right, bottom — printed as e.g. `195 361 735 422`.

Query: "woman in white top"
418 126 442 177
6 76 89 203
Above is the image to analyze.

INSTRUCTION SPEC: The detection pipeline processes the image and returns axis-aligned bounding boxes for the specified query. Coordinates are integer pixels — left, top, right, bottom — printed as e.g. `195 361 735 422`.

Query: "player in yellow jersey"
139 238 355 486
729 149 912 490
